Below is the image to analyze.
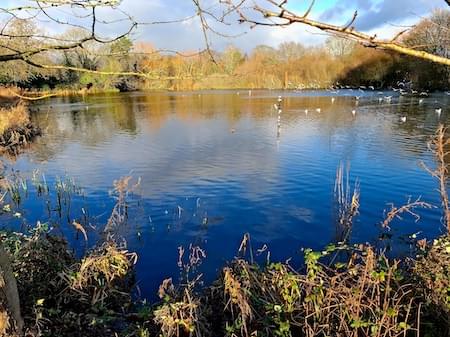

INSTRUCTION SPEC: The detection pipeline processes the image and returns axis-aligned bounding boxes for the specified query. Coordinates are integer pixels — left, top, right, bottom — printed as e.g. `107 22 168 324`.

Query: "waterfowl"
400 116 407 122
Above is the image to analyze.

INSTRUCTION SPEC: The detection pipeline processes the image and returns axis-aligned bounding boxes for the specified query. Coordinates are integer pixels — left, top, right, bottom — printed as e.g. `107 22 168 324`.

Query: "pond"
3 89 450 299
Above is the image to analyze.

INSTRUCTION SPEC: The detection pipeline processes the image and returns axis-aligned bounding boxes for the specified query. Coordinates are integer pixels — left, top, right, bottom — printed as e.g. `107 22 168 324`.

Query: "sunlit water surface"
3 89 450 299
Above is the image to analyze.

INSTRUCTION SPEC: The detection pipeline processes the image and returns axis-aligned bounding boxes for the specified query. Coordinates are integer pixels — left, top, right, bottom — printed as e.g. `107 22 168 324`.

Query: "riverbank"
0 227 448 337
0 102 41 155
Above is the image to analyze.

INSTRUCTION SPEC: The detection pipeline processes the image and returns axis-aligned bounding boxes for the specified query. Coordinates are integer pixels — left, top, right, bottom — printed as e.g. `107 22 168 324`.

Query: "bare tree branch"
235 0 450 66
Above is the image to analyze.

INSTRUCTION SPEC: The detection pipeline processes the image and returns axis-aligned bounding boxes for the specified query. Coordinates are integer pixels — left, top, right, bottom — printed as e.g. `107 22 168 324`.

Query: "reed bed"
0 102 41 155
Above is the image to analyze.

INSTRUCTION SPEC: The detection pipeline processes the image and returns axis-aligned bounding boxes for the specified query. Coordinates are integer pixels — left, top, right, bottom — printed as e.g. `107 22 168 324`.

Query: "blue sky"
2 0 448 51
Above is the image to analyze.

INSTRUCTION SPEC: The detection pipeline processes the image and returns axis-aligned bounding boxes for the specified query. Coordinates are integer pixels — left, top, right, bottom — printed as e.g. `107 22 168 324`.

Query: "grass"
0 103 29 135
0 102 41 154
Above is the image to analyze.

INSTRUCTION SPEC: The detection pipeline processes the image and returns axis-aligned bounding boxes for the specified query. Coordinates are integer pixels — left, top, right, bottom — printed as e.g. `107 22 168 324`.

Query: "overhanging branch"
237 0 450 66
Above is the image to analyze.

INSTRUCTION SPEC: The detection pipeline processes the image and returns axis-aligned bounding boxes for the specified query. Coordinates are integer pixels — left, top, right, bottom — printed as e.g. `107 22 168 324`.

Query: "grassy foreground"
0 229 448 337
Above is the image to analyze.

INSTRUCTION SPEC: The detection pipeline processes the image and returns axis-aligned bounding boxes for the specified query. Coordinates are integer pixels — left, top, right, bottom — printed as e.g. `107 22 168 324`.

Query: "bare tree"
0 0 221 80
232 0 450 66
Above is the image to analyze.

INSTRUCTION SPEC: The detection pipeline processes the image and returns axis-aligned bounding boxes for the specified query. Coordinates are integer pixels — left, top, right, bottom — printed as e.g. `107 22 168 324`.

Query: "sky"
2 0 449 52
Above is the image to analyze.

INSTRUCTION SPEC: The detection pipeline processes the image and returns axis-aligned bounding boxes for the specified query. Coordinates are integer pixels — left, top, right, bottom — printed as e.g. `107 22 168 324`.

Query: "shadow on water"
2 89 449 299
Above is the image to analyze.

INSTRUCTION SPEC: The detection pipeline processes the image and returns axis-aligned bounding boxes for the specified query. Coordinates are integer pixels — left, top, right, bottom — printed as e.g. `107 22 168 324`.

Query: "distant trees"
0 2 447 91
401 10 450 90
221 46 245 75
326 37 356 58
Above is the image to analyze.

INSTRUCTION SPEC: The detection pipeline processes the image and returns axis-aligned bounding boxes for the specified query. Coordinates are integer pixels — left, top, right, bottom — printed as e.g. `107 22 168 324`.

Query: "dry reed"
0 103 29 135
421 125 450 232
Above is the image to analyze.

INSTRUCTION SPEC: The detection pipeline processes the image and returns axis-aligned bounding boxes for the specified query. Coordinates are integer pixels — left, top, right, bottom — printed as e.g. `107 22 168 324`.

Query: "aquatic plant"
63 242 137 307
104 176 141 237
334 162 360 243
421 124 450 232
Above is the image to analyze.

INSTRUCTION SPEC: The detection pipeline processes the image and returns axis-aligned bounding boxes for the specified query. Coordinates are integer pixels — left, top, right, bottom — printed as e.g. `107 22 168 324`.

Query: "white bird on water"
435 108 442 115
352 110 356 116
304 109 308 115
331 97 335 103
419 99 424 104
316 108 321 113
400 116 407 123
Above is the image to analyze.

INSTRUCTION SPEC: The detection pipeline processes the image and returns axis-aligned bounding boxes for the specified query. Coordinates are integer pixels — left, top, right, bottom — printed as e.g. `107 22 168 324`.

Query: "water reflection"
6 89 450 299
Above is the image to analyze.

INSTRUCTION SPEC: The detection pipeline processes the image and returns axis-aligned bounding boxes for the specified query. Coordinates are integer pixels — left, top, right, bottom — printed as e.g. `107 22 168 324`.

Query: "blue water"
2 89 449 300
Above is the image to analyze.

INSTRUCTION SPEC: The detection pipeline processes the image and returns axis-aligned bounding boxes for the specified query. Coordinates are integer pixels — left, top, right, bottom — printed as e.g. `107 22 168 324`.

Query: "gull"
419 99 424 104
331 97 335 103
316 108 321 113
304 109 308 115
273 104 278 110
352 110 356 116
400 116 407 123
277 95 282 102
368 86 375 90
435 108 442 115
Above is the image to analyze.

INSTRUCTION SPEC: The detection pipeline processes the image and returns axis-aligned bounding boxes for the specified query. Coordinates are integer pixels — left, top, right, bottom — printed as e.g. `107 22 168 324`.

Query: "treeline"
0 10 448 92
